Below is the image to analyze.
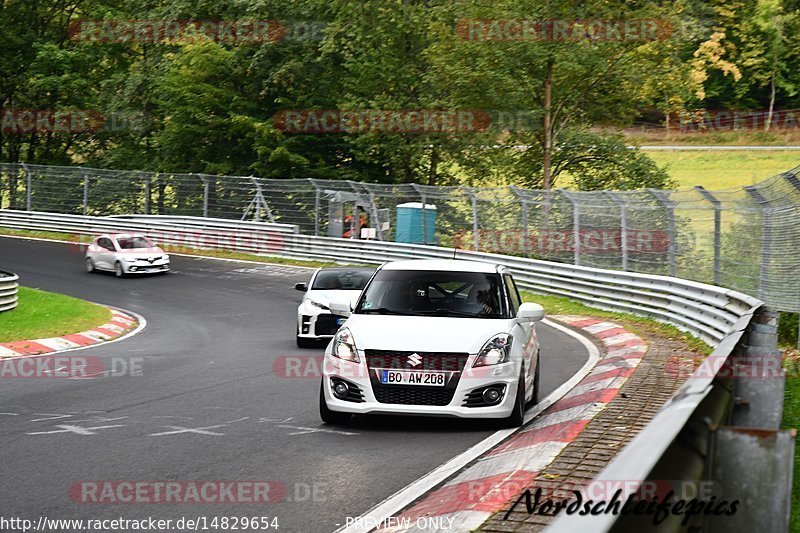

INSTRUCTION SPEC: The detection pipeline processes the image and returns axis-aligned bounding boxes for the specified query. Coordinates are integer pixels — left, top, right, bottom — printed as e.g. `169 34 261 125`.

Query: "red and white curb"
0 308 142 359
344 316 647 533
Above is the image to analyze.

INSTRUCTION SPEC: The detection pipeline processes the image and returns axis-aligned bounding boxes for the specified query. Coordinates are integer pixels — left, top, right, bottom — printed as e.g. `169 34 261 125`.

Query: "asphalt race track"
0 237 590 533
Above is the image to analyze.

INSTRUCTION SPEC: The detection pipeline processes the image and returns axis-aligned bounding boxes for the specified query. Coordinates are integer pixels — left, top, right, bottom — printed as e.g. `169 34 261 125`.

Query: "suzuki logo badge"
408 353 422 367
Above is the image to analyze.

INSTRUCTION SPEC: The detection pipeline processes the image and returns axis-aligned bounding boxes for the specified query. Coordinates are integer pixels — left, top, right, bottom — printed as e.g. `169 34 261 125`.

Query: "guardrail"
0 270 19 313
0 209 790 531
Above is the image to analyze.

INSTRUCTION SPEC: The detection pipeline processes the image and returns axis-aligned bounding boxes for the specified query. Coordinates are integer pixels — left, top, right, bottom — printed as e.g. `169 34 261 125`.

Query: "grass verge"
783 350 800 532
0 286 112 343
520 290 712 355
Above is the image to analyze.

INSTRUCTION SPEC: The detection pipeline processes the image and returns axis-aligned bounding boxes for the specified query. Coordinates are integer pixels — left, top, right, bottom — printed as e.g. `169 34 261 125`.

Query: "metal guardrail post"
648 188 677 277
560 190 580 266
21 163 31 211
695 186 722 285
510 186 530 257
605 191 628 271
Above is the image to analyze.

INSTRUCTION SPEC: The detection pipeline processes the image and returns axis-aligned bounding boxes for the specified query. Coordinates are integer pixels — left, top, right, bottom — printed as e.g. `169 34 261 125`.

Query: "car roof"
99 233 150 239
380 259 500 273
316 267 376 272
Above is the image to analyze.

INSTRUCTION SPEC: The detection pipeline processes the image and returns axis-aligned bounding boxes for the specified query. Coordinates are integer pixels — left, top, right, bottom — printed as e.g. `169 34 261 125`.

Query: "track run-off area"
0 237 590 533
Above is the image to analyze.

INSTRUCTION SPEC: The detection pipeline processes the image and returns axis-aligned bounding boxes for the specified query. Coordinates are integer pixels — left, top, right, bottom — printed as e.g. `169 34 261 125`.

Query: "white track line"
333 317 601 533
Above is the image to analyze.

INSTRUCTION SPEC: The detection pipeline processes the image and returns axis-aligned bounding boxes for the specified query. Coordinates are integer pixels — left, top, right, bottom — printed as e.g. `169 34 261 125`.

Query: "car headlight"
473 334 513 367
332 327 359 363
307 299 329 310
163 254 170 261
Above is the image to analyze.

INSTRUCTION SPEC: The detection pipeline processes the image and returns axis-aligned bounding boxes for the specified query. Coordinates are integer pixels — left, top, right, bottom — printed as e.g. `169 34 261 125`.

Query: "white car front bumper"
321 349 522 419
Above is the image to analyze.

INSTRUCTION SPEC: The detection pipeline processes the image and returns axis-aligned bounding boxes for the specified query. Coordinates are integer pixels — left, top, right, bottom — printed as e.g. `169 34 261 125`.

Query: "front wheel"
114 262 125 278
319 382 351 425
502 371 526 428
85 258 95 273
532 354 540 405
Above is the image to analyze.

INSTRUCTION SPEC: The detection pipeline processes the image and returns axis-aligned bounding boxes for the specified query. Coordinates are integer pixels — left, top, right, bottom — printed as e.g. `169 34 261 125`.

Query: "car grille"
315 314 346 336
364 350 469 371
372 385 455 406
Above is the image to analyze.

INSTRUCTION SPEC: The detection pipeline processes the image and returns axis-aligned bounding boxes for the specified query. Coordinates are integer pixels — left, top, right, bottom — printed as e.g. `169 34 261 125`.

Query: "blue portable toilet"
395 202 437 244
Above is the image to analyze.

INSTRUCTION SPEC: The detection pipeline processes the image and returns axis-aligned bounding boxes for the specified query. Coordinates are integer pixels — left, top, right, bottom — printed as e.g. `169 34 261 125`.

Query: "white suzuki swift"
319 259 544 427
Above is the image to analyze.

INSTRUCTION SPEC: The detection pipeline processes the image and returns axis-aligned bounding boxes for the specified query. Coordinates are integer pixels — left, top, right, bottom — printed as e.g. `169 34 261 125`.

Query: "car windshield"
355 270 507 318
311 269 374 290
116 236 153 249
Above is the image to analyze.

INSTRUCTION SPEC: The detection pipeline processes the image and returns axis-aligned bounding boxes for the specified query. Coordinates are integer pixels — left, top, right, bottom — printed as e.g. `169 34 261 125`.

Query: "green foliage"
0 0 798 188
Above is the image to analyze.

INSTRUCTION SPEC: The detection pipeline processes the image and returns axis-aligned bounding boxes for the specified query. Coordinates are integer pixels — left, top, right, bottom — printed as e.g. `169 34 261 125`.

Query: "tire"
85 258 95 273
319 381 351 425
502 371 526 428
114 262 125 278
532 354 541 405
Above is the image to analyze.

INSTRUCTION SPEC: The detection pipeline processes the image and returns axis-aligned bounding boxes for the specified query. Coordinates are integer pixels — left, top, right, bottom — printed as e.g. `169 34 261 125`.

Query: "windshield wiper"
416 308 478 318
358 307 407 315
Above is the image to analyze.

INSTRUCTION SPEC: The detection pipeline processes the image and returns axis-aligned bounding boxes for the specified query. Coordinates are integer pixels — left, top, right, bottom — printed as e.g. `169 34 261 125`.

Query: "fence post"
744 186 772 300
201 175 209 218
560 190 580 266
143 173 151 215
461 187 480 252
695 186 722 285
648 188 676 277
510 186 530 257
412 184 428 245
81 168 89 215
21 163 31 211
605 191 628 271
310 179 321 237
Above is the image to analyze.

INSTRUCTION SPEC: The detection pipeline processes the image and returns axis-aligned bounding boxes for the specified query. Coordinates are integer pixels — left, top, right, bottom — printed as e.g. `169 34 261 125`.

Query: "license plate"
380 370 446 387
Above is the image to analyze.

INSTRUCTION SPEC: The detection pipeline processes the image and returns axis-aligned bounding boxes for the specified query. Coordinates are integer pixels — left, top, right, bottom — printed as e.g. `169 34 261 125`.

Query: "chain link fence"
1 162 799 313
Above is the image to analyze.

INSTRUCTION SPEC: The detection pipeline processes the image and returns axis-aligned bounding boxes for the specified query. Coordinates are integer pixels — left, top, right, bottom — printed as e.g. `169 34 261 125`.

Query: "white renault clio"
85 233 170 277
319 259 544 427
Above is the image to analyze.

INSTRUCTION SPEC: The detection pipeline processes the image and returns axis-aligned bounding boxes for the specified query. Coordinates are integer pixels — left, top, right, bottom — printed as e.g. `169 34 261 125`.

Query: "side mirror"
294 282 308 292
516 302 545 322
329 300 352 318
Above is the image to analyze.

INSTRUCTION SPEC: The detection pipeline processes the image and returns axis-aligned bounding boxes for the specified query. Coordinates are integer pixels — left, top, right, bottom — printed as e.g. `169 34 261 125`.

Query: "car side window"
98 238 114 251
504 274 522 315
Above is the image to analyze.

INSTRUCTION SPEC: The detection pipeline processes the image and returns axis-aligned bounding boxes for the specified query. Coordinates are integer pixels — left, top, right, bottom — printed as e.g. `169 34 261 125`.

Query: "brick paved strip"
375 316 649 533
0 308 140 358
479 325 701 532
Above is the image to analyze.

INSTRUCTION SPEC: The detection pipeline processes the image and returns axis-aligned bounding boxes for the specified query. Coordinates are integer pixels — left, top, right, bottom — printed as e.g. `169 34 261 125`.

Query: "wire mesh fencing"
1 162 799 313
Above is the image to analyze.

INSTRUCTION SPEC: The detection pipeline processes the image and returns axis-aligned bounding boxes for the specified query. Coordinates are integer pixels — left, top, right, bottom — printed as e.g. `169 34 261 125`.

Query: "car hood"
305 290 362 309
344 314 510 354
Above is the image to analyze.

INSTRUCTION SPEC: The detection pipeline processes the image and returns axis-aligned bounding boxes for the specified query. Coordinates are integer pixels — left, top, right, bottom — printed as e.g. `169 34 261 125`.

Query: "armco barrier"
0 210 792 531
0 270 19 312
